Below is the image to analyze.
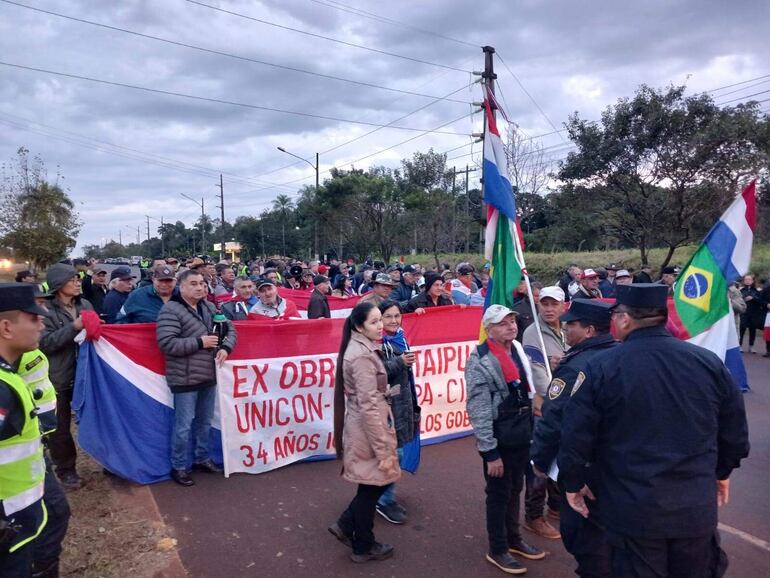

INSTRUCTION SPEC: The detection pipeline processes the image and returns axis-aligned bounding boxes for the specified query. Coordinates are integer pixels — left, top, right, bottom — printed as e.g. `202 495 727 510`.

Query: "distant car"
116 258 131 265
130 256 142 266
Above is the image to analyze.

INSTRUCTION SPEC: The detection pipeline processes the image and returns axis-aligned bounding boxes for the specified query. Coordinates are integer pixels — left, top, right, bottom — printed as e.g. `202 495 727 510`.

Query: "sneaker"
546 507 560 521
170 469 194 487
376 502 407 524
395 502 408 516
485 552 527 575
524 517 561 540
749 347 757 354
350 542 394 563
328 523 352 548
57 469 82 490
509 539 546 560
192 460 223 473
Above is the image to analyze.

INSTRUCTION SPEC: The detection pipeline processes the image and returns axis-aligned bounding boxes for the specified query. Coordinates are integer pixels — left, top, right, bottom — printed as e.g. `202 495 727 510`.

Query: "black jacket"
512 295 535 342
221 299 250 321
741 286 765 328
531 333 617 474
307 289 330 319
381 341 420 448
559 326 749 539
402 291 452 313
156 294 237 393
40 296 94 390
82 276 108 314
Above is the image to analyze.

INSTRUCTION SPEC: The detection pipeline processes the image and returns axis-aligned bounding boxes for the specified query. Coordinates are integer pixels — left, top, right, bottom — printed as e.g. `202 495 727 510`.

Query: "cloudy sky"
1 0 768 254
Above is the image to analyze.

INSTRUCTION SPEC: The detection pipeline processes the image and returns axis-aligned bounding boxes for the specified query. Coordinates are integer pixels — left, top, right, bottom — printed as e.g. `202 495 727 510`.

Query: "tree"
0 148 80 269
559 85 767 266
399 149 455 266
272 194 295 257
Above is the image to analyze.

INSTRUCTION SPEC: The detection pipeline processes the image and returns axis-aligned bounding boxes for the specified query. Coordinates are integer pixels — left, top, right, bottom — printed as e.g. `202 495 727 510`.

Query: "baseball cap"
581 268 599 279
373 273 395 286
256 278 275 289
152 264 176 280
457 264 474 276
402 265 416 274
661 266 680 275
313 275 329 286
615 269 631 279
482 304 518 328
0 283 49 316
110 266 133 281
539 286 566 302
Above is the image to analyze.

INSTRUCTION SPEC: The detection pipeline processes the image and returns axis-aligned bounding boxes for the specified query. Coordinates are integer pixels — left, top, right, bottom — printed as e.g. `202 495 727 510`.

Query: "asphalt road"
151 352 770 578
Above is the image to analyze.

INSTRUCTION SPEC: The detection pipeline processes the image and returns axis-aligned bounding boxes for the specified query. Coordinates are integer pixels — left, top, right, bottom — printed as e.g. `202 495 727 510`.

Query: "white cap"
539 286 565 302
615 269 631 278
482 304 518 328
581 268 598 279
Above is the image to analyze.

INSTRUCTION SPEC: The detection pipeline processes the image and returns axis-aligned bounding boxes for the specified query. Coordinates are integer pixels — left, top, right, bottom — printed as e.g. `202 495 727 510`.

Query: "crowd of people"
0 253 754 577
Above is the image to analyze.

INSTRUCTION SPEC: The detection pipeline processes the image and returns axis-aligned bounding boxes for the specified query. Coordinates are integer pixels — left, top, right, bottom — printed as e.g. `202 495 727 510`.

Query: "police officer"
17 291 70 578
0 283 50 577
559 284 750 578
531 300 617 577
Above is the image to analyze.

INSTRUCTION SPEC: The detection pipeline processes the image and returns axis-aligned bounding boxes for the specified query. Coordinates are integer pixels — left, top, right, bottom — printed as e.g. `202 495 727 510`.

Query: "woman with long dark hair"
328 302 400 563
374 300 420 525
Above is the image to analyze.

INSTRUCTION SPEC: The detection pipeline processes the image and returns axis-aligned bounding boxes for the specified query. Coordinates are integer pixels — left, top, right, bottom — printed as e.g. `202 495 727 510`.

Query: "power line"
307 0 478 48
185 0 472 73
496 51 565 142
228 109 476 199
0 60 471 135
242 80 476 180
0 112 299 191
0 0 471 105
706 77 770 99
716 89 770 106
705 73 770 93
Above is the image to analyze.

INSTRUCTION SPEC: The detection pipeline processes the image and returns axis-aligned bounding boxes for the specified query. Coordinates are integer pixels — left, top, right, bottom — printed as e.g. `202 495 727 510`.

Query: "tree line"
3 84 769 270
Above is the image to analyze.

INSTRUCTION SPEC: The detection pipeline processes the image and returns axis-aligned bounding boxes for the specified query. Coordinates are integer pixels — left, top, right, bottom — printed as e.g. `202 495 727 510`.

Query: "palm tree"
272 194 295 256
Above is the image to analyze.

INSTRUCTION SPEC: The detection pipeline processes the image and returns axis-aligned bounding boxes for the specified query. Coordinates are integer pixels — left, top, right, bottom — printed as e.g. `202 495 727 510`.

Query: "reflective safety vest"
18 350 57 435
39 281 49 295
0 366 47 552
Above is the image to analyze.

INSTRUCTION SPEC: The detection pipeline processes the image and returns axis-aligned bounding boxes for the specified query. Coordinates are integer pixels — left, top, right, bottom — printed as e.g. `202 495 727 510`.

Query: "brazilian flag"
674 244 730 337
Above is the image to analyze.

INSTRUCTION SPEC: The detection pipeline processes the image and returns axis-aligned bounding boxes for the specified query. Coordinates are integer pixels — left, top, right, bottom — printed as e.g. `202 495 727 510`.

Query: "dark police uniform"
531 300 617 578
559 284 750 578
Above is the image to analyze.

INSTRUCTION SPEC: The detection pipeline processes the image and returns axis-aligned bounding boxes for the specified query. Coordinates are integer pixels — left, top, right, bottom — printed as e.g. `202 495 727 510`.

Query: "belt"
514 406 531 415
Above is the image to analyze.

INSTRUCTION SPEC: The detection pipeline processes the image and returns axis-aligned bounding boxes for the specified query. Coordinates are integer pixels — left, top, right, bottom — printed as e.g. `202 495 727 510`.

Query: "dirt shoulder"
60 451 185 578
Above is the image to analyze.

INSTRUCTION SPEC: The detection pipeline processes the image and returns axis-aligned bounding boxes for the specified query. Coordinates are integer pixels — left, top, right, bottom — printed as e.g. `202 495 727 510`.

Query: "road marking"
718 522 770 552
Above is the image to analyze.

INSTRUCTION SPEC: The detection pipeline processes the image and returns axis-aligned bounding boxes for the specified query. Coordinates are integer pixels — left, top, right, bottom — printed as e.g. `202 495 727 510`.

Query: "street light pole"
277 146 319 259
180 193 206 255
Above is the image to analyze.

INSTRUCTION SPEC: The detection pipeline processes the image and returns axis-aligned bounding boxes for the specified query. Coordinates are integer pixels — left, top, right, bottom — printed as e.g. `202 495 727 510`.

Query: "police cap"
0 283 49 316
613 283 668 309
560 299 613 324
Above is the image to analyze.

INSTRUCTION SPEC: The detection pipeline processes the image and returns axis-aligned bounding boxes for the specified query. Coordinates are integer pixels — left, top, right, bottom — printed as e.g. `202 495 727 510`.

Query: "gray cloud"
0 0 767 252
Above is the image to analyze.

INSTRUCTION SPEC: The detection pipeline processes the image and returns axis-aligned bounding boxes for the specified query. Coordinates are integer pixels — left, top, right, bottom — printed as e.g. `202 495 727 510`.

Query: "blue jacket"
115 285 168 324
103 289 130 324
559 326 749 538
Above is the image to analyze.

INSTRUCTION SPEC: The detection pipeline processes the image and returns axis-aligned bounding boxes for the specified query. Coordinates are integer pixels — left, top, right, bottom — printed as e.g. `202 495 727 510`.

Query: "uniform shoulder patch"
571 371 586 396
548 378 566 400
24 355 44 372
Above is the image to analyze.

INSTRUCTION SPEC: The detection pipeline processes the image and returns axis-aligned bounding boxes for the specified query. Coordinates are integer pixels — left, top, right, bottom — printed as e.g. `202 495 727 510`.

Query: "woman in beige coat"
328 301 401 563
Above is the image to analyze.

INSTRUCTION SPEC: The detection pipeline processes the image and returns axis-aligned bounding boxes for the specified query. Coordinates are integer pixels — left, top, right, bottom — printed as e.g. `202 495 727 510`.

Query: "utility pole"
481 46 497 256
160 216 164 256
146 215 151 242
451 165 478 252
451 167 457 252
216 174 225 261
135 225 140 246
118 229 122 245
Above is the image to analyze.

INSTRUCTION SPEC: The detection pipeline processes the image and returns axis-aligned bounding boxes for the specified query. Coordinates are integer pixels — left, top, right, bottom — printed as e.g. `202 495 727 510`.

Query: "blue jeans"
171 387 216 470
378 448 404 507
